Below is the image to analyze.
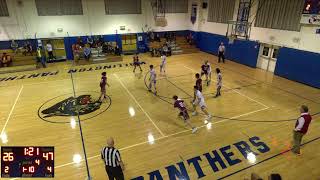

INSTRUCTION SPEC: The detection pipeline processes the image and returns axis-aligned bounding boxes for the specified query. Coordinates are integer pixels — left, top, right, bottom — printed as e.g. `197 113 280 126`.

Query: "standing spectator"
83 44 91 61
218 42 226 63
36 47 46 68
11 40 19 54
46 41 55 61
114 45 121 56
101 137 125 180
292 105 312 155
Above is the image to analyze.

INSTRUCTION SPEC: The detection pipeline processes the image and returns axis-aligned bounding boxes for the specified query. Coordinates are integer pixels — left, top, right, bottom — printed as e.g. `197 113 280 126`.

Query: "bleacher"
0 49 36 74
148 36 199 56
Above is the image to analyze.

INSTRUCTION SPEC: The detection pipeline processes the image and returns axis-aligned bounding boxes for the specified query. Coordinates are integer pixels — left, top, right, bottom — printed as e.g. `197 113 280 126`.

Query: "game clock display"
1 146 54 178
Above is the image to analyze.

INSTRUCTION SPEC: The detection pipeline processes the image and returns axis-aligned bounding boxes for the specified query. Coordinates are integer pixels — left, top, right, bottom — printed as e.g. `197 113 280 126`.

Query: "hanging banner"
191 4 197 24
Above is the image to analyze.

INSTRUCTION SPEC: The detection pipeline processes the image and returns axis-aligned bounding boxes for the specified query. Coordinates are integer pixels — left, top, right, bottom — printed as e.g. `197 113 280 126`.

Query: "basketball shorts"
179 110 190 120
100 87 106 93
193 100 206 109
201 70 208 76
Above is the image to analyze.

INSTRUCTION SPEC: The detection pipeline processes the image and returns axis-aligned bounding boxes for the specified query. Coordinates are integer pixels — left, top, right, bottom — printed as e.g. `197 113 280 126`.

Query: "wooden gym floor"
0 52 319 180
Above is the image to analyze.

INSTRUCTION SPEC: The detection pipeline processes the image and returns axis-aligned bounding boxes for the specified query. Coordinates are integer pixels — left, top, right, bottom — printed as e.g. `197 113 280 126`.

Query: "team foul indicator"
1 146 54 178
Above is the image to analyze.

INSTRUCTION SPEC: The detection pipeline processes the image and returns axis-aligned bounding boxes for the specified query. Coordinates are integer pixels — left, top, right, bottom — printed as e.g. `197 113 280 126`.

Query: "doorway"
256 44 279 73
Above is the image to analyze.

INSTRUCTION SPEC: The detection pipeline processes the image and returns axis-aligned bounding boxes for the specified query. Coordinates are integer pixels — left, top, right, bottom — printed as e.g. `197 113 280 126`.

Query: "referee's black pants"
218 51 225 63
105 166 124 180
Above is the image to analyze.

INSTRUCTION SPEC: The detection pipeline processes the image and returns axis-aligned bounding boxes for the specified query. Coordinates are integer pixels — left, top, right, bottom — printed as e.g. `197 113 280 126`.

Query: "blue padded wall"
195 31 259 68
275 47 320 88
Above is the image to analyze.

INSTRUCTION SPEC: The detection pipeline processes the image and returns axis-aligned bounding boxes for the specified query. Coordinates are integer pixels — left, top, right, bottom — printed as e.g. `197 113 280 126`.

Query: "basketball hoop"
151 0 167 27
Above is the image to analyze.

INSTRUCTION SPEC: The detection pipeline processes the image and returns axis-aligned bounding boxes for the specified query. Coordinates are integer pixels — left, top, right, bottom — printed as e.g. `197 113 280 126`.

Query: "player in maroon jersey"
99 72 110 102
173 95 198 133
133 53 142 72
195 73 202 92
201 61 211 86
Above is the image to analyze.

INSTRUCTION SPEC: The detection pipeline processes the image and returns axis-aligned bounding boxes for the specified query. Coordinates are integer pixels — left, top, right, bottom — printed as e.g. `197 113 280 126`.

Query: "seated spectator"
11 40 19 54
155 33 160 42
162 44 168 56
83 44 91 61
150 32 155 42
102 42 108 53
23 42 33 56
76 37 84 47
1 53 12 67
114 45 121 56
87 36 94 48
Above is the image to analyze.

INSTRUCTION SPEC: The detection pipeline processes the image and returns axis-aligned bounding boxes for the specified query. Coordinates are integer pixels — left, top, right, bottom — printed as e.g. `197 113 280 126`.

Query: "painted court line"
183 65 269 108
114 73 166 137
54 106 269 169
1 85 24 137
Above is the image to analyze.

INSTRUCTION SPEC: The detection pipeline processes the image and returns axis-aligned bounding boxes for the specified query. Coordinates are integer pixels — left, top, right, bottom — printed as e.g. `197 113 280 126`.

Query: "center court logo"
38 91 111 123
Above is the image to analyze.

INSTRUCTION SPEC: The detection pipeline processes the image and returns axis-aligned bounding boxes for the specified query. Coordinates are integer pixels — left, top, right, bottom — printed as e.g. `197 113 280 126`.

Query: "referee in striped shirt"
101 137 125 180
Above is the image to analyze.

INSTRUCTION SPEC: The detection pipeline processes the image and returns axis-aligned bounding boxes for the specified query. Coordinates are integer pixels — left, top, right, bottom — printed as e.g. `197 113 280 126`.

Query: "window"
207 0 236 23
262 47 269 56
35 0 83 16
105 0 141 14
0 0 9 17
255 0 304 31
164 0 188 13
272 49 279 59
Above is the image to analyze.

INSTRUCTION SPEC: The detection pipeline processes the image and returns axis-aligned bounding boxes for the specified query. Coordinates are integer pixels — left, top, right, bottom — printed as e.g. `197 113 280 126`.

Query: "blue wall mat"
227 39 260 68
137 33 149 53
64 37 78 60
0 39 37 51
275 47 320 88
196 32 228 55
195 32 259 68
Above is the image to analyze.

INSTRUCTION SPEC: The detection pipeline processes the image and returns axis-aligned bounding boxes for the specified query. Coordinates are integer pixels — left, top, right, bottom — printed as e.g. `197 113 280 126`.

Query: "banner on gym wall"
191 4 197 24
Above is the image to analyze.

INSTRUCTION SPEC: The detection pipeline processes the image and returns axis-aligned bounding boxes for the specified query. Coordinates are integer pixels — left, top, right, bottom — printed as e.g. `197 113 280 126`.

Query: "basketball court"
0 52 319 179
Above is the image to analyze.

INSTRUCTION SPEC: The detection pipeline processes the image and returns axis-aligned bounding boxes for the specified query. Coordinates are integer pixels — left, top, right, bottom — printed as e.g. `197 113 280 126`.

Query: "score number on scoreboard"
1 146 54 178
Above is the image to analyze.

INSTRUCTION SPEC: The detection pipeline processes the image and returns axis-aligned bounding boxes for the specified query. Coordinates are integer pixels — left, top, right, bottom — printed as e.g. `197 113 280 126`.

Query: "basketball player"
201 61 211 86
99 72 110 102
192 86 212 121
160 53 167 75
133 53 142 72
214 68 222 98
148 65 157 95
195 73 202 92
173 95 198 133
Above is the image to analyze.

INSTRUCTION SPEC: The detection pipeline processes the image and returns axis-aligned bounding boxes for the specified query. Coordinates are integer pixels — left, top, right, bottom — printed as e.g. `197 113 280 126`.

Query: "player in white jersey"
192 86 212 121
148 65 157 95
160 53 167 75
214 68 222 98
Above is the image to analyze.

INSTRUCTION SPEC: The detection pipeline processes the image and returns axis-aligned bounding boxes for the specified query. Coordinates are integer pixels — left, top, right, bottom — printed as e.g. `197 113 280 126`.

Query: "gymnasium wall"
275 47 320 88
189 0 320 54
0 0 189 40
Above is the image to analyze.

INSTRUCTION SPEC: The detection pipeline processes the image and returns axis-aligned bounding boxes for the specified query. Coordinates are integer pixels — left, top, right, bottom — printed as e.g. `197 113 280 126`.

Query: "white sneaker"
192 111 198 116
206 115 213 121
192 127 198 133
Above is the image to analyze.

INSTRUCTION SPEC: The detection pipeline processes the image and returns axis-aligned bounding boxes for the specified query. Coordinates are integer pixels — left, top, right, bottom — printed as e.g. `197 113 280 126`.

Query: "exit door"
256 44 279 73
